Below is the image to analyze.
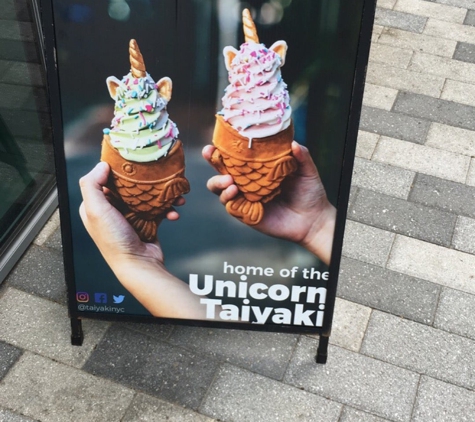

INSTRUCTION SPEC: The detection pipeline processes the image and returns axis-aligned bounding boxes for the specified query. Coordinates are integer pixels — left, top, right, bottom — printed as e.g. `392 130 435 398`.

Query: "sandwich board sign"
42 0 375 363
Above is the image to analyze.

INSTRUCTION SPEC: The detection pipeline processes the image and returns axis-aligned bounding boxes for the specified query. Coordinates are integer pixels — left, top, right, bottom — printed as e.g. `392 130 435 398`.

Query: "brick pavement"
1 0 475 420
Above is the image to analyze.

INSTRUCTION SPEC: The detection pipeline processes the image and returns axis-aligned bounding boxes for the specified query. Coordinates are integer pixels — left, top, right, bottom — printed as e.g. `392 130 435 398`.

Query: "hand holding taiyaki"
203 141 336 265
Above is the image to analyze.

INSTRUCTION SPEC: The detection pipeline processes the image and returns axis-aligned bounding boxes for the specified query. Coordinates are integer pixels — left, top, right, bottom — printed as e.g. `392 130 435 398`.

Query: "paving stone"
355 131 380 159
362 311 475 390
452 216 475 254
465 9 475 26
362 83 398 111
374 7 427 33
284 337 419 422
201 364 342 422
43 227 63 250
378 27 457 57
359 107 431 144
372 25 384 43
0 20 34 42
413 376 475 422
373 136 470 183
342 220 395 266
368 43 413 68
348 186 359 210
5 244 66 305
454 41 475 64
366 62 445 97
425 17 475 42
326 298 372 352
0 409 36 422
350 188 457 246
0 340 22 380
409 173 475 218
338 257 440 325
394 0 467 23
122 321 174 340
441 79 475 107
0 288 109 367
434 288 475 341
33 209 60 246
0 352 134 422
122 393 213 422
351 157 415 199
426 0 475 10
340 407 391 422
376 0 397 9
467 158 475 186
387 235 475 295
426 123 475 156
410 51 475 83
168 326 298 380
83 324 219 410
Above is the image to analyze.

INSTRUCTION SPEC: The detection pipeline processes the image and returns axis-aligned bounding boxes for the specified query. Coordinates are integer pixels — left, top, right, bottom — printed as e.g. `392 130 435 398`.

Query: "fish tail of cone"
242 8 259 44
226 196 264 225
129 39 146 78
125 212 159 243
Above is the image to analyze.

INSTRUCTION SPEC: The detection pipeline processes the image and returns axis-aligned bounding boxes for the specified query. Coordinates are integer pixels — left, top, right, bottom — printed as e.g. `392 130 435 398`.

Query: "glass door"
0 0 56 282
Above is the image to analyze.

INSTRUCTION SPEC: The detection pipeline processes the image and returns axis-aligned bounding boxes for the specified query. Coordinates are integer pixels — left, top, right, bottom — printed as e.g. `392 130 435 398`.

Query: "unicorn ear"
157 77 172 102
270 41 287 67
223 46 238 71
106 76 125 99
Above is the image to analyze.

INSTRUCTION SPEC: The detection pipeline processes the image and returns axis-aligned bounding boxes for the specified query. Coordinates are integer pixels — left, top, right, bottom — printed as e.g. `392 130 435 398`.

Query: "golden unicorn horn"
129 39 146 78
242 8 259 44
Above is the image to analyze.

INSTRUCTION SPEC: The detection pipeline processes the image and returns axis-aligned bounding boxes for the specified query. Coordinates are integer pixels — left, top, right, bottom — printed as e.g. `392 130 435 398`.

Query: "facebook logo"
94 293 107 304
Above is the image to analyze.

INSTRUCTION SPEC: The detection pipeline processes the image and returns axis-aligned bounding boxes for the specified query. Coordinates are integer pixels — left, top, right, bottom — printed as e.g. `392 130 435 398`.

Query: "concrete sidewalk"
2 0 475 420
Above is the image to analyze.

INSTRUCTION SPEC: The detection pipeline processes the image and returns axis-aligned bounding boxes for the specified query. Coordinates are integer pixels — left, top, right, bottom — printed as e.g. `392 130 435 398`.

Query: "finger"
291 141 320 178
173 196 186 207
202 144 216 162
206 174 234 195
219 184 239 205
79 162 111 207
165 209 180 221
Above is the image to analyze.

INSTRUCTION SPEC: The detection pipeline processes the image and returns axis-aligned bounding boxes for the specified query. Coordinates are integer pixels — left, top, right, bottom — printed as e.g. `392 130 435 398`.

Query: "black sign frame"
41 0 376 364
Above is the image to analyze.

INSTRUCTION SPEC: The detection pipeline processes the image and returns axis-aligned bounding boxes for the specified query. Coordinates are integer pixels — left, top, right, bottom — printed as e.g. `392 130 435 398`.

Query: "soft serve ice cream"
105 56 178 162
219 41 291 143
100 39 189 242
211 9 297 226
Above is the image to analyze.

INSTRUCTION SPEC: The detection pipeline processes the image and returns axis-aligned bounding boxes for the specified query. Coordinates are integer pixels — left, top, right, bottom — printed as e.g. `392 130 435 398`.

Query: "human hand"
203 141 336 264
79 162 207 319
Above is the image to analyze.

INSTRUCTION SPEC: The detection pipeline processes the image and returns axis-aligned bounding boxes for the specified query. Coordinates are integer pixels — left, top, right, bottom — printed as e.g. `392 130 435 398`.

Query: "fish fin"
266 156 298 183
159 177 190 202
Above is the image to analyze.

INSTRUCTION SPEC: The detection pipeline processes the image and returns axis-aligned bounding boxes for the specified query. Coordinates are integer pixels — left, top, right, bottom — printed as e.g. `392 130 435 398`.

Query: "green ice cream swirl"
105 72 178 162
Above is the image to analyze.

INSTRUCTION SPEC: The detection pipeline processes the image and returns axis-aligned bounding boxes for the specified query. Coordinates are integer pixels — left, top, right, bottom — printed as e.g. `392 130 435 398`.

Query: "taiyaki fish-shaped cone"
212 115 297 225
212 9 296 225
100 39 189 242
101 135 189 242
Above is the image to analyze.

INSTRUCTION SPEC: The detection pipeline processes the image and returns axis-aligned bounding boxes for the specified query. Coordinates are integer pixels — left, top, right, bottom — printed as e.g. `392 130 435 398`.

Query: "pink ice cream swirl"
219 42 291 141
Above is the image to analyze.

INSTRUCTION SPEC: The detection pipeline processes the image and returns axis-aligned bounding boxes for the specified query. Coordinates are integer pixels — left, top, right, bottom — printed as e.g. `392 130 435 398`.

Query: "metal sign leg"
316 335 329 364
70 318 84 346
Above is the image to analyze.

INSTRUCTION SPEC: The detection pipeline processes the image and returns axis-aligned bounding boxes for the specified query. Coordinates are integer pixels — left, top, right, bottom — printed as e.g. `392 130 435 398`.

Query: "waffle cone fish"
212 9 296 226
100 39 190 242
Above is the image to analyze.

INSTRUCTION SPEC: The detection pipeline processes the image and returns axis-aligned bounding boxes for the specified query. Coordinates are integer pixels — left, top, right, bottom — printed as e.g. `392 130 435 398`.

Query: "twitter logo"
113 295 125 304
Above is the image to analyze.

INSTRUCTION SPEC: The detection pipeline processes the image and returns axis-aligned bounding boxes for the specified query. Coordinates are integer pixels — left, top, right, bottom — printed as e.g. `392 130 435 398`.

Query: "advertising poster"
46 0 373 335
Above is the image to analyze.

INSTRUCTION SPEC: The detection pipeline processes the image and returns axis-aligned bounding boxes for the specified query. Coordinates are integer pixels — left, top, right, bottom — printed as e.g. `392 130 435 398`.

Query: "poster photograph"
45 0 373 335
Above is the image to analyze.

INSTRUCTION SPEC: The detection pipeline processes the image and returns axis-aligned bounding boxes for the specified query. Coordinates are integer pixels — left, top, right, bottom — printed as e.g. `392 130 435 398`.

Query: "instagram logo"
76 292 89 303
